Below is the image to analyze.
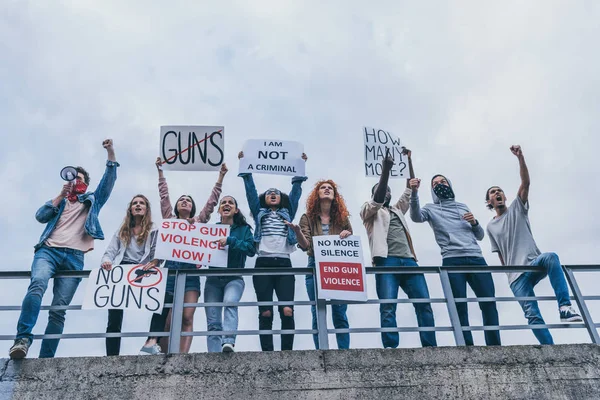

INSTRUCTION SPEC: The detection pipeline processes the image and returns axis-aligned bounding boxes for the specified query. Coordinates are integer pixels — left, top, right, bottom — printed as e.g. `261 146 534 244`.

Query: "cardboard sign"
313 235 368 301
160 126 224 171
154 220 229 267
82 265 167 312
238 139 305 176
363 127 408 178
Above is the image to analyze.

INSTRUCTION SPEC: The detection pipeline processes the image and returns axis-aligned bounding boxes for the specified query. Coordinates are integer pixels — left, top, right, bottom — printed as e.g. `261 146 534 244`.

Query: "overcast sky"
1 1 599 357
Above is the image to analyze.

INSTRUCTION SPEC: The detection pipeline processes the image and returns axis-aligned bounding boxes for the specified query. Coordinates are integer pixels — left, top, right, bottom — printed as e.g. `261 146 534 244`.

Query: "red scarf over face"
67 181 88 202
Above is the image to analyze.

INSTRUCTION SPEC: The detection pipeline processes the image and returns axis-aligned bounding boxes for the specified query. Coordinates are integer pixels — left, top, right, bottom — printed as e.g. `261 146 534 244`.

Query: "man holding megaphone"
9 139 119 359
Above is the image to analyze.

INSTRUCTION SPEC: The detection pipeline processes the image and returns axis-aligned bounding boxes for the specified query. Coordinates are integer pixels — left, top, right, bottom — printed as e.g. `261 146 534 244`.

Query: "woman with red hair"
289 179 352 349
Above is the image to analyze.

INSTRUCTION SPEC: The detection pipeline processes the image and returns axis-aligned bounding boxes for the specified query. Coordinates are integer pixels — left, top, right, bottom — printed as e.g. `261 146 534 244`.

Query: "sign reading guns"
363 127 408 178
82 265 167 313
160 126 224 171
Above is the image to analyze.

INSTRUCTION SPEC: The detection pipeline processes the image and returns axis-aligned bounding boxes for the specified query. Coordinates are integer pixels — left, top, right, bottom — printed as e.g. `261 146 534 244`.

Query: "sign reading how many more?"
363 127 408 178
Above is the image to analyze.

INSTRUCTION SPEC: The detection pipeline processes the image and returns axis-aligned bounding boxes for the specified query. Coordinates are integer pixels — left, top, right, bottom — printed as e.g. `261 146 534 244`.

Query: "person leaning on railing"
137 158 226 355
100 194 159 356
238 150 308 352
288 179 353 350
10 139 119 360
485 145 582 345
360 149 437 349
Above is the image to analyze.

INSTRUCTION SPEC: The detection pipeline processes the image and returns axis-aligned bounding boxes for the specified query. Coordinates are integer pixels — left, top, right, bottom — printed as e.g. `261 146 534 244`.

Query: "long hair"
174 194 197 218
305 180 350 228
119 194 153 246
220 195 252 230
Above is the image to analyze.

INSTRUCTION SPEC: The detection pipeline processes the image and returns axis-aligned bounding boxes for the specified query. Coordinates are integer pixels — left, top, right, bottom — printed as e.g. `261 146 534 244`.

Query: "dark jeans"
442 256 501 346
374 256 437 348
253 257 295 351
106 309 123 356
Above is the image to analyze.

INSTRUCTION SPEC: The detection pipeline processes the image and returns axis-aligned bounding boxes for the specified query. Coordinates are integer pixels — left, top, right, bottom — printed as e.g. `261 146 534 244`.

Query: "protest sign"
154 220 229 267
313 235 367 301
238 139 305 176
160 126 224 171
82 265 167 312
363 126 408 178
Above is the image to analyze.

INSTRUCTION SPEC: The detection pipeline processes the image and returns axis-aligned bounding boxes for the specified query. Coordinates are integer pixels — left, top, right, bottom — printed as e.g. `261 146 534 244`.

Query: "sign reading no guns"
154 220 229 267
239 139 305 176
363 127 408 178
82 265 167 313
160 126 225 171
313 235 368 302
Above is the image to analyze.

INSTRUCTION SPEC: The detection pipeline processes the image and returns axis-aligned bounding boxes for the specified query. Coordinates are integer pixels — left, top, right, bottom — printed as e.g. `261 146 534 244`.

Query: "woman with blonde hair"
288 179 353 349
101 194 158 356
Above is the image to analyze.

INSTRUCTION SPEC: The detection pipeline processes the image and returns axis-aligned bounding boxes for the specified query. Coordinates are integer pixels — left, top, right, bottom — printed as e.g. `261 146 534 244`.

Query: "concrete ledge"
1 345 599 400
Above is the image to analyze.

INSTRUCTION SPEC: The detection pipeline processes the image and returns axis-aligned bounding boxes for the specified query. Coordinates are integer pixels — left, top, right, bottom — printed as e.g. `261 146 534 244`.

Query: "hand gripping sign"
313 235 368 302
363 126 408 178
159 126 225 171
239 139 305 176
154 220 230 267
83 265 167 313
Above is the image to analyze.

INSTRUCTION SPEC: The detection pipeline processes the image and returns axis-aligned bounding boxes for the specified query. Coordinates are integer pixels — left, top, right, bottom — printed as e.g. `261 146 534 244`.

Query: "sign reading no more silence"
313 235 368 302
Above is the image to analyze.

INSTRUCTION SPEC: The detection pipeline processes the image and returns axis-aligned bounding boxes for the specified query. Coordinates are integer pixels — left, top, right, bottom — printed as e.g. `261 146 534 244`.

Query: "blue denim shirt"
34 160 120 251
239 173 307 245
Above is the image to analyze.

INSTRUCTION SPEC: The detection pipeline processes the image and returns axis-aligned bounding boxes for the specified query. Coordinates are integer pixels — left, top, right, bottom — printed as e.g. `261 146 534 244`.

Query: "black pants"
106 309 123 356
147 292 174 341
253 257 295 351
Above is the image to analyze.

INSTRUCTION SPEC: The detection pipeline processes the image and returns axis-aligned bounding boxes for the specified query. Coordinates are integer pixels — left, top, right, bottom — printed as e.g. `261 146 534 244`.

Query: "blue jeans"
16 246 84 358
305 274 350 350
510 252 571 345
204 276 245 352
442 257 501 346
374 256 437 348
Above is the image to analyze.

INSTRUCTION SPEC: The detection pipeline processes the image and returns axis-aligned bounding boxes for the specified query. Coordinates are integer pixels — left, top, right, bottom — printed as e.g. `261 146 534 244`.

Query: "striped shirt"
258 210 295 257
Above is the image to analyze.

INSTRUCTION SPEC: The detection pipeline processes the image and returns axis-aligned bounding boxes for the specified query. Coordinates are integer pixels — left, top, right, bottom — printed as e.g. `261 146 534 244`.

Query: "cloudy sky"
1 1 599 357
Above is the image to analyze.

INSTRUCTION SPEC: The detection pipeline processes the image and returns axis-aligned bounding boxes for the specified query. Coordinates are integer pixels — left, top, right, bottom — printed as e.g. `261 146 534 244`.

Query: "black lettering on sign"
94 285 110 308
145 287 161 312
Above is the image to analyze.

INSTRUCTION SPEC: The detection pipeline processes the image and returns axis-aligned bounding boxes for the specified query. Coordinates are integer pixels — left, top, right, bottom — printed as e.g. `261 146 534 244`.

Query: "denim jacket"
239 173 307 245
34 160 120 251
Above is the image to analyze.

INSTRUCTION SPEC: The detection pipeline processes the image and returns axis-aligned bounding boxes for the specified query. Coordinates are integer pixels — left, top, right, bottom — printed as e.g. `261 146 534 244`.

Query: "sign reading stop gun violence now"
160 126 225 171
82 265 167 312
154 220 230 267
238 139 305 176
313 235 368 302
363 127 408 178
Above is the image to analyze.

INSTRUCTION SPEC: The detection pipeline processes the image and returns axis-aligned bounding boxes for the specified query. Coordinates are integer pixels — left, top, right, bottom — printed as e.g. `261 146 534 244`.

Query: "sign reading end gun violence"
238 139 305 176
313 235 367 302
363 126 408 178
82 265 167 312
160 126 225 171
154 220 229 267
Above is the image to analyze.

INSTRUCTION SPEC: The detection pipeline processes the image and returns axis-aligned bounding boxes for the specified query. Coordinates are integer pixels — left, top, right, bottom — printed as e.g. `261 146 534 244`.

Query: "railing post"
168 271 187 354
563 266 600 344
314 281 330 350
439 268 466 346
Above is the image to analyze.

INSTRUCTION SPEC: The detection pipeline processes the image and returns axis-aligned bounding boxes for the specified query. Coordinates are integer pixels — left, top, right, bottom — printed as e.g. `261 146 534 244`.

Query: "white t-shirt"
258 211 296 257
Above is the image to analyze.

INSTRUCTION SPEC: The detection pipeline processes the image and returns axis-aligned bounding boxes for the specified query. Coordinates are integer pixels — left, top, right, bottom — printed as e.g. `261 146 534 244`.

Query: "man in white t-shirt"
485 145 581 345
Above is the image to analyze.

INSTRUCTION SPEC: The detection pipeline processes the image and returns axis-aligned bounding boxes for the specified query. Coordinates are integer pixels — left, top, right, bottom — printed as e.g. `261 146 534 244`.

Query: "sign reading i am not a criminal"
313 235 368 302
154 220 229 267
160 126 225 171
238 139 305 176
363 127 408 178
82 265 167 312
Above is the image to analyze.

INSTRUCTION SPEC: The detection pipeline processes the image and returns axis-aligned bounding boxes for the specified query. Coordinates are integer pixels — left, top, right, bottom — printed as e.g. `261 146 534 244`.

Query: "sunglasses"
265 189 281 196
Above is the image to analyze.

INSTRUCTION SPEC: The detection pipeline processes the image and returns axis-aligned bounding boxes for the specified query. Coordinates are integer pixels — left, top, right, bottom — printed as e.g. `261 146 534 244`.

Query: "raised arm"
373 149 394 204
195 164 227 223
156 157 175 219
288 153 308 220
238 151 261 219
511 145 530 204
409 178 429 223
93 139 119 208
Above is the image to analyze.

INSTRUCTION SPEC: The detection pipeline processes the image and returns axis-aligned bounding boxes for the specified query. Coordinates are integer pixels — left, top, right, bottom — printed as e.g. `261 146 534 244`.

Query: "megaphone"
60 166 78 182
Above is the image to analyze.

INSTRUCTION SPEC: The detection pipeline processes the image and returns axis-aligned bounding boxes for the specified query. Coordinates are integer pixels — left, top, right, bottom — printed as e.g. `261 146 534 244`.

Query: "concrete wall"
1 344 599 400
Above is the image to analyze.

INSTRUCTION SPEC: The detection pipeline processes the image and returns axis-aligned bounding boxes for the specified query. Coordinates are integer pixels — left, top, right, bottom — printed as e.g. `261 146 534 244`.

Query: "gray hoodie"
410 177 484 259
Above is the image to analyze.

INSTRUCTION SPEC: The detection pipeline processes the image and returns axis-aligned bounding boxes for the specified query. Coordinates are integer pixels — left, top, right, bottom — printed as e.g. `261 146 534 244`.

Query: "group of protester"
8 139 582 359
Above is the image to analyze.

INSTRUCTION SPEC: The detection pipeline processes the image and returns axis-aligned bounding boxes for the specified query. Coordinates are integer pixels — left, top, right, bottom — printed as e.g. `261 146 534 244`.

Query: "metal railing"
0 264 598 354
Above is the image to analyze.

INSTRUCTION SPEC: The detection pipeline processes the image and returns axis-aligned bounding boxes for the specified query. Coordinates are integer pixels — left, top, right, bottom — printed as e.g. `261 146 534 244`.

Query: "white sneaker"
139 344 163 355
222 343 235 353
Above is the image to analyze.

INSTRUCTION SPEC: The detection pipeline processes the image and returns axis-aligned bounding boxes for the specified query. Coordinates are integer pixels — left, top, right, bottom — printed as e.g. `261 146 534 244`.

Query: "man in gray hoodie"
410 170 500 346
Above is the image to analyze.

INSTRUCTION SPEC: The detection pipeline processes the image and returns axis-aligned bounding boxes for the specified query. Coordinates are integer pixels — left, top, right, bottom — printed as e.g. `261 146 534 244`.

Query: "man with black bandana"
409 152 500 346
485 145 581 345
360 149 436 348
